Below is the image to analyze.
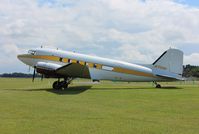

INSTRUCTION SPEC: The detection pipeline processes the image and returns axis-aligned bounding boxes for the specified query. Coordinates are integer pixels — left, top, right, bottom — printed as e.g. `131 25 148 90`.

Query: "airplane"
17 47 184 89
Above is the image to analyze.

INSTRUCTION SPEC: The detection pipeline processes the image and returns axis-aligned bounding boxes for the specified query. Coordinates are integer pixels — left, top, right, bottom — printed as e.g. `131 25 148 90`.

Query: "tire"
53 81 61 90
63 84 68 89
156 84 161 88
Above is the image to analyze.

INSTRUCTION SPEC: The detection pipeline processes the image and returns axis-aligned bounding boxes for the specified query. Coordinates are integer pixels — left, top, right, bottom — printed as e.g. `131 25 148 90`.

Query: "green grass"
0 78 199 134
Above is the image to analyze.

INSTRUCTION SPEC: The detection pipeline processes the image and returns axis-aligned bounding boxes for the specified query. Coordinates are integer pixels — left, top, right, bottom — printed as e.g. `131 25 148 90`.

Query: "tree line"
183 65 199 78
0 65 199 78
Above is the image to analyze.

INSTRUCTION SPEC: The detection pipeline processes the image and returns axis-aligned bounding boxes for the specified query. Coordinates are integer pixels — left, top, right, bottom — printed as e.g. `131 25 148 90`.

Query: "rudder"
153 49 183 75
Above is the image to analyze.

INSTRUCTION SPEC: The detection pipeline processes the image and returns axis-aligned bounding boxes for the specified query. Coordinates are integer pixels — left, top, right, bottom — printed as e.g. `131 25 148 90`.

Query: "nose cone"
17 54 26 63
17 54 33 66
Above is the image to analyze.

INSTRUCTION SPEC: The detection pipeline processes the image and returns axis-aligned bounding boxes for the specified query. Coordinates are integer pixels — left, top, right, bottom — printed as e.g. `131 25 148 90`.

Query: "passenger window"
59 58 63 62
102 66 113 71
94 64 97 68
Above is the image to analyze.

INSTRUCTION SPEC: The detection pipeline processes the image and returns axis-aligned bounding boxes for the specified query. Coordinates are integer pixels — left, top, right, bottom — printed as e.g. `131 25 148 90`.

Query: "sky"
0 0 199 73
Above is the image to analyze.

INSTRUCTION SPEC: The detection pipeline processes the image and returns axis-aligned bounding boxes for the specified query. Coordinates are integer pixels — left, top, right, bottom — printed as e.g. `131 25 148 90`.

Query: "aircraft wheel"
63 84 68 89
156 84 161 88
53 81 61 90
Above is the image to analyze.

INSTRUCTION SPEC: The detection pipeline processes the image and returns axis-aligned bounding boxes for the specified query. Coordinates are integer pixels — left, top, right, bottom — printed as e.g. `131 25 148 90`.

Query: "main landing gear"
52 77 73 90
153 81 162 88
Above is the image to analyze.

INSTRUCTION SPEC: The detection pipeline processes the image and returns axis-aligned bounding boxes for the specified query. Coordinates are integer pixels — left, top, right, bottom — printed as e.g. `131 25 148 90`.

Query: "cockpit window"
28 50 36 55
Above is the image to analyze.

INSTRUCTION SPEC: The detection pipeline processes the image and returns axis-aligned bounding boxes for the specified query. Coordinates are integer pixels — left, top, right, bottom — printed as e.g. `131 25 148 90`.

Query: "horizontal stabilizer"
156 74 184 81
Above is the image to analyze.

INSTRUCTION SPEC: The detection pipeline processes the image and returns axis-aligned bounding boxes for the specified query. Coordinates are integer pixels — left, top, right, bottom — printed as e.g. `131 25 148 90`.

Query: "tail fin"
153 49 183 75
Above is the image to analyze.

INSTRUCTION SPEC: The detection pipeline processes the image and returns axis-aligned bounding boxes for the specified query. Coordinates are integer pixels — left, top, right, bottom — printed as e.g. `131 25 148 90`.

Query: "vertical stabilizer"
153 49 183 75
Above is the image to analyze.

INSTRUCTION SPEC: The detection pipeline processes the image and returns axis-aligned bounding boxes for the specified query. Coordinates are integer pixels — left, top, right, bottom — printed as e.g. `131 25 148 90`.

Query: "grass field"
0 78 199 134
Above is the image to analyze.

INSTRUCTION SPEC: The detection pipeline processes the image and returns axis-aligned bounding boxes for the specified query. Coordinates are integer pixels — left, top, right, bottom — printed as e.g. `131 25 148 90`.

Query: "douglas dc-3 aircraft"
17 47 184 89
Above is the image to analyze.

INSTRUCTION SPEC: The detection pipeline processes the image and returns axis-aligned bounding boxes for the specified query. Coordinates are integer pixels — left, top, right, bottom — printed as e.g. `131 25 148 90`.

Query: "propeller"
41 74 44 81
28 66 31 72
32 67 36 82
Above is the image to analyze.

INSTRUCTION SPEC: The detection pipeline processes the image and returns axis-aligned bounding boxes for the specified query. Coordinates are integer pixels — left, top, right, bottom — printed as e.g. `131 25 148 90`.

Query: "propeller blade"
28 66 31 72
41 74 44 81
32 68 36 82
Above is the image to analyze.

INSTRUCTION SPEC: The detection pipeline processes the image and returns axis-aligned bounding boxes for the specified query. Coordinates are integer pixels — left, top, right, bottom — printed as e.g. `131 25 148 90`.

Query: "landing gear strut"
52 77 73 90
153 81 161 88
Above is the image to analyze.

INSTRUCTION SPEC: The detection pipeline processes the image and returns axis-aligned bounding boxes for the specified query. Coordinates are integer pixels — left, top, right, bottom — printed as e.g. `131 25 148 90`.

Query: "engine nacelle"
35 62 63 78
36 62 62 71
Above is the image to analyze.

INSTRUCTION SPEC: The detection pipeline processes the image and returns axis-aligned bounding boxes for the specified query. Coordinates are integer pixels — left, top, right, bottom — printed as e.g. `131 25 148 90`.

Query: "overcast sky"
0 0 199 73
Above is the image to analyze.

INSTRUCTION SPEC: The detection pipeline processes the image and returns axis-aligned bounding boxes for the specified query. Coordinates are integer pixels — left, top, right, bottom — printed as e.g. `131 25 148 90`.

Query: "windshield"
28 50 36 55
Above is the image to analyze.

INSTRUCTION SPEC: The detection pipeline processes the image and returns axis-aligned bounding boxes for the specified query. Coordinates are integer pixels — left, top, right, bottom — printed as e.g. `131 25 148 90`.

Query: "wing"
56 63 91 78
36 62 91 78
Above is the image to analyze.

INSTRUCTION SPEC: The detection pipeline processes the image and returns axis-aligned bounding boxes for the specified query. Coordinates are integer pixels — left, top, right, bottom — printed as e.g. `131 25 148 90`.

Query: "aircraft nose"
17 54 25 62
17 54 31 66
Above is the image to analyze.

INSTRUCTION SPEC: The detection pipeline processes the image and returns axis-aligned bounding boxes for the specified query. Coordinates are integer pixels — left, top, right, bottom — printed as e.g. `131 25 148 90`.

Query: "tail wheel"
156 84 161 88
153 81 162 88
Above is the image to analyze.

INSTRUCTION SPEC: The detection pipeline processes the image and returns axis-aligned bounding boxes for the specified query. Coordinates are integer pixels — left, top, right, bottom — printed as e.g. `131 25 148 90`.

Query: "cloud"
0 0 199 73
115 44 154 63
184 53 199 65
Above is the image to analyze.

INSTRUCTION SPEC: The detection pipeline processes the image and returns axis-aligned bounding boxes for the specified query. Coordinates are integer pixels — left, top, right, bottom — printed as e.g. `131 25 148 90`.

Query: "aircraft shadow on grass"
159 87 183 89
3 86 182 95
47 86 92 95
91 86 183 90
3 86 92 95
